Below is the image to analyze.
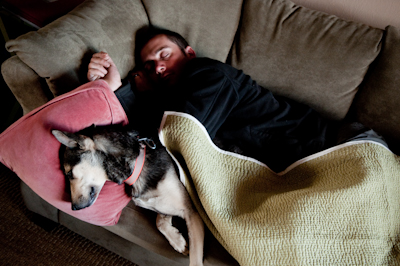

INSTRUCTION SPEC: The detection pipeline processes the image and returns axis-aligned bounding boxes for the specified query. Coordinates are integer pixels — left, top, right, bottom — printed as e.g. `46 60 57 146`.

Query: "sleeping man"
87 27 386 173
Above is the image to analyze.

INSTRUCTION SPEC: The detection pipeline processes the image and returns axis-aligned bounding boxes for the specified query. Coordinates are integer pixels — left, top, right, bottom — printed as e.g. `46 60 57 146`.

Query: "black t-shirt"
115 57 335 172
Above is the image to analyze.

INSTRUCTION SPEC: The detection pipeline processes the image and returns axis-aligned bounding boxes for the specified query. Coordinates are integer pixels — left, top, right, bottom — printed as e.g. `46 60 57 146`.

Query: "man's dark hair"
134 26 190 67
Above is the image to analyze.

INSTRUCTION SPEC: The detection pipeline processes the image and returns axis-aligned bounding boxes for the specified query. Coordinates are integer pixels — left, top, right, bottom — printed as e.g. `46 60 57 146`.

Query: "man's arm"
86 52 137 122
87 52 122 91
180 67 240 139
114 80 137 118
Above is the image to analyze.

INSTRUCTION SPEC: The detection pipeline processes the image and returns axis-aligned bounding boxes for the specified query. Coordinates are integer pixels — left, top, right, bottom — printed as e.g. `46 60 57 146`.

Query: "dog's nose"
90 187 96 198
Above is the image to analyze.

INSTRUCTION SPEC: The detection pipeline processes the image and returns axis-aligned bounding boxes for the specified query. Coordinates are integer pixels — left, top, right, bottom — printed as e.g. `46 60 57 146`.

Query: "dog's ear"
52 130 79 148
52 130 96 151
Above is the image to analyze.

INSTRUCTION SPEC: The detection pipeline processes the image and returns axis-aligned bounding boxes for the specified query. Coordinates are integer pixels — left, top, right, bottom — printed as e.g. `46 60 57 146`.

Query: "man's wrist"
111 80 123 92
114 79 131 93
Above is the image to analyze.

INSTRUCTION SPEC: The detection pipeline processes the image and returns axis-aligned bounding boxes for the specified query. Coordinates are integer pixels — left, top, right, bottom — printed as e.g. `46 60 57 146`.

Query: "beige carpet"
0 163 138 266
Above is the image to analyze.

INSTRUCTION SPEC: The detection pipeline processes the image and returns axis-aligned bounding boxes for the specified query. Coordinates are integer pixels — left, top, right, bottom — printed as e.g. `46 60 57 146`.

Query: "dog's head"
52 127 141 210
52 126 145 210
52 129 109 210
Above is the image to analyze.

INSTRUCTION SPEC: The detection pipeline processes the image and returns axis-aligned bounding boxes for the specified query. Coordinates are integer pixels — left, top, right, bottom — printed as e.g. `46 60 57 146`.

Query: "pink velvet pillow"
0 80 131 226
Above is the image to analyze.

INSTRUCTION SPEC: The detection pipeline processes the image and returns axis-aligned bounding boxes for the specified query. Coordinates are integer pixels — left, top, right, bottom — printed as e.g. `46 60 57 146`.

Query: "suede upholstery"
2 0 400 265
1 56 51 114
352 25 400 151
5 0 148 97
230 0 383 120
142 0 242 62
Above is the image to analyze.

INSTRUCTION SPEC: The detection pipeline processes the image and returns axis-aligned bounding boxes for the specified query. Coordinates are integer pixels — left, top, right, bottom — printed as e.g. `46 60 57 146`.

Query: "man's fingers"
87 68 107 81
89 56 111 68
87 52 121 91
92 52 114 67
88 74 99 81
88 61 108 74
92 51 109 60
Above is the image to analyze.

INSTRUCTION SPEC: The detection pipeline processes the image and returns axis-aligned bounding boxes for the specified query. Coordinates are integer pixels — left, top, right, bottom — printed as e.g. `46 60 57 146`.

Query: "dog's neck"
124 146 146 186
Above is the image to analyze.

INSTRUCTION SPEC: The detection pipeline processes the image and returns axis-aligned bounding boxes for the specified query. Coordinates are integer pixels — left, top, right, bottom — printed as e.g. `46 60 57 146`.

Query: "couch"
1 0 400 265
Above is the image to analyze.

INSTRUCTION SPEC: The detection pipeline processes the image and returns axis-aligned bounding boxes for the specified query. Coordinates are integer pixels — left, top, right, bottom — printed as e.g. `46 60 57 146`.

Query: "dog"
52 125 204 266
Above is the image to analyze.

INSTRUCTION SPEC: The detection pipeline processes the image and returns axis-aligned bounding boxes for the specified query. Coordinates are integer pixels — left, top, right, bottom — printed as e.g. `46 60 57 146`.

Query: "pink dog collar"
124 146 146 185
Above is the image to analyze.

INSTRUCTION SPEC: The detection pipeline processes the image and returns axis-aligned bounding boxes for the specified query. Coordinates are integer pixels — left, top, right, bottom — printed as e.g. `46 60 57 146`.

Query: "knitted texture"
160 112 400 266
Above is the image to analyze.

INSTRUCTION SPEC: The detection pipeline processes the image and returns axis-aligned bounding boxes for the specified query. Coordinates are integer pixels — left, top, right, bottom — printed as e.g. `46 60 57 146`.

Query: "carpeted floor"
0 163 138 266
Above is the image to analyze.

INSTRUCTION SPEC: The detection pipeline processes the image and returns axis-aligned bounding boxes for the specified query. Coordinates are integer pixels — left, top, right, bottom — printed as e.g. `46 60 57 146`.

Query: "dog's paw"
167 227 189 255
156 214 189 255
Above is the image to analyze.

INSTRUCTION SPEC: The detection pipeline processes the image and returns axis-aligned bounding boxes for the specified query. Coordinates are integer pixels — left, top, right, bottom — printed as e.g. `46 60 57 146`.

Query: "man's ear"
185 46 196 59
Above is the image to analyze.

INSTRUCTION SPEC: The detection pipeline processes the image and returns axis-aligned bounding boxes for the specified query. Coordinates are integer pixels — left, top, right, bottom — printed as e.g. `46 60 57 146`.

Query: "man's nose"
155 62 166 75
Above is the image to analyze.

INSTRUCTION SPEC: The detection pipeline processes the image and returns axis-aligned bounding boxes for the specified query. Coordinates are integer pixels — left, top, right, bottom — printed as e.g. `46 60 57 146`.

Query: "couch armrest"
20 180 59 223
1 55 51 114
352 25 400 152
4 0 149 98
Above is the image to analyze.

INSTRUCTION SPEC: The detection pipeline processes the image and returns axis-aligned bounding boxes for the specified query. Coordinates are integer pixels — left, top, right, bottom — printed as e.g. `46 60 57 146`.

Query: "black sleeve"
115 80 164 135
114 80 136 117
180 68 240 139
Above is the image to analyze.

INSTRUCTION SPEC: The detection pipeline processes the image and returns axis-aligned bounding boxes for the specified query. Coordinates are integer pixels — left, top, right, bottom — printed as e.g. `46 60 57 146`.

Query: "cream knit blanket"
159 112 400 266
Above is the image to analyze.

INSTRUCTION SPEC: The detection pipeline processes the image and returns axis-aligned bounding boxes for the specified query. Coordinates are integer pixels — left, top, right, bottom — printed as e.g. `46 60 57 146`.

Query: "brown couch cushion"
230 0 383 120
1 55 51 114
352 26 400 150
142 0 242 62
6 0 148 97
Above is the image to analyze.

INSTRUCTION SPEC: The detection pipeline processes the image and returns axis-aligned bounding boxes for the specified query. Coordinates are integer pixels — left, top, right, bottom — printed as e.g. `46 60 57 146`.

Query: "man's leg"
336 121 388 148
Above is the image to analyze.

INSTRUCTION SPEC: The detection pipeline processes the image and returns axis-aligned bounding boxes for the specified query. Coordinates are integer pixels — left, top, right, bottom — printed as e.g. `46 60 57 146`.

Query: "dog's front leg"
183 210 205 266
156 213 189 255
157 211 204 266
138 170 205 266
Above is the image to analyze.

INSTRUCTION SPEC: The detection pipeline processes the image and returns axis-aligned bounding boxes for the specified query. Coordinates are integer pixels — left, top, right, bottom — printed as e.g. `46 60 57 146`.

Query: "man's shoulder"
190 57 225 68
186 57 237 76
178 58 230 89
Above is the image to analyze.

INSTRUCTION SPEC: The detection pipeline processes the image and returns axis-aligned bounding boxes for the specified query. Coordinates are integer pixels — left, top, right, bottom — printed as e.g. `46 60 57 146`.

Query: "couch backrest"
4 0 384 120
5 0 148 97
229 0 383 121
5 0 242 98
141 0 242 62
4 0 400 148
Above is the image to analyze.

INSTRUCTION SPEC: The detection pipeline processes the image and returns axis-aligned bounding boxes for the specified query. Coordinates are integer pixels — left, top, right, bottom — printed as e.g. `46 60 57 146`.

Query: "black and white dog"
52 125 204 266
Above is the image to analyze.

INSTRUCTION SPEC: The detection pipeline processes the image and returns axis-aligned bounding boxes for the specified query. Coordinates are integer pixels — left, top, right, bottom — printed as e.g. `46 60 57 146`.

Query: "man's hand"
87 52 122 91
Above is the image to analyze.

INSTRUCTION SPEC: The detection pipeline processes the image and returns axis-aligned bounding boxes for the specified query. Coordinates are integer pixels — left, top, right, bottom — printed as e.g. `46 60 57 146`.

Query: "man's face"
140 34 195 88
